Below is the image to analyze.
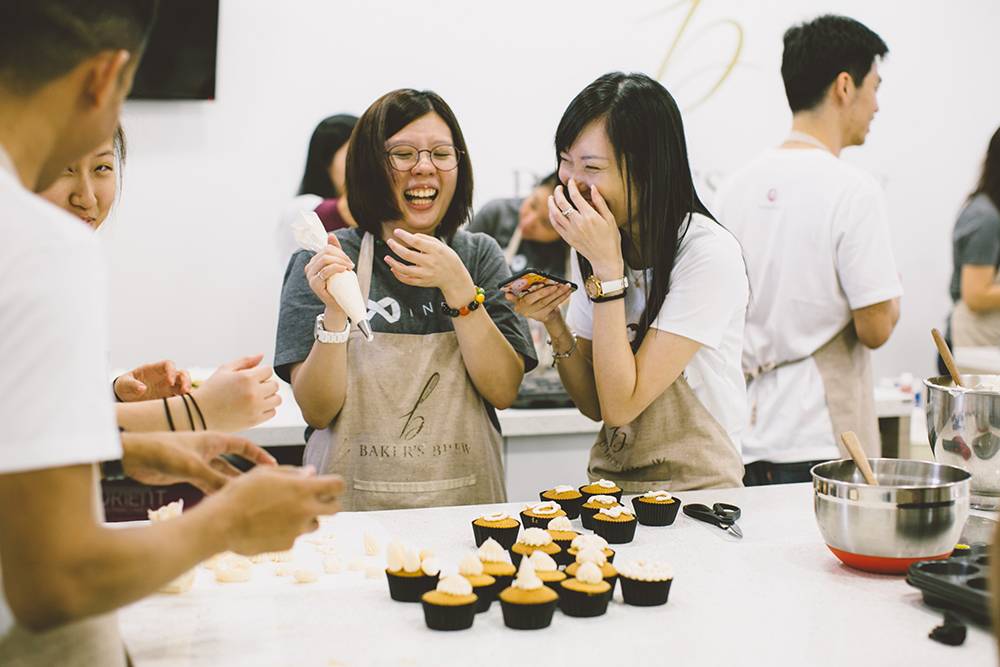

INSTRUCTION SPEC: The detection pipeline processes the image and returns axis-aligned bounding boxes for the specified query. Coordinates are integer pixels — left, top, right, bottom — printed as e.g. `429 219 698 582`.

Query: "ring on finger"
560 207 574 217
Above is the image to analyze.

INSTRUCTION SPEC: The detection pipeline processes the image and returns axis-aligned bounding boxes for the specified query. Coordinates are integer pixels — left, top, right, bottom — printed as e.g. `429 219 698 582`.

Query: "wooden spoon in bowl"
931 328 964 388
840 431 878 486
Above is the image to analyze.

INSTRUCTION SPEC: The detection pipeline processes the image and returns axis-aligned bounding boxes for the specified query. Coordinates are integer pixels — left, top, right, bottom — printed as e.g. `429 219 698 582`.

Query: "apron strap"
358 232 375 302
743 325 847 385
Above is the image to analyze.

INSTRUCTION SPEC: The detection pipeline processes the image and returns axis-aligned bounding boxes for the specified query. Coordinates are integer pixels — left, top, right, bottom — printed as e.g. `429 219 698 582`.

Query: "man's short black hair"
0 0 158 94
781 14 888 113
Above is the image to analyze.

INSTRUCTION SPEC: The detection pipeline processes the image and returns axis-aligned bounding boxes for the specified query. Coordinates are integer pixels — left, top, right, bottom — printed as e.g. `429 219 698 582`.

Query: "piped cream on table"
292 210 374 341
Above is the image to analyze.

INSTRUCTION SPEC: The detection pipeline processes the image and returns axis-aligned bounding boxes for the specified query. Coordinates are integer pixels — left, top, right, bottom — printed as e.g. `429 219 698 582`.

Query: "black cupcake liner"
539 492 584 519
619 576 672 606
519 510 564 530
630 496 682 526
558 584 611 617
386 571 437 602
578 485 623 504
500 598 558 630
552 540 576 566
540 575 567 594
511 546 561 569
471 520 520 550
472 582 495 613
422 598 477 630
592 517 637 544
490 573 514 592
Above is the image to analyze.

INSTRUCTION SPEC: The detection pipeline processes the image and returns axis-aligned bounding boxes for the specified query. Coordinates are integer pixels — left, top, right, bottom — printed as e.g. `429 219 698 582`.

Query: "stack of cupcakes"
519 500 566 529
385 541 441 602
631 489 682 526
616 558 674 606
477 538 516 590
591 505 638 544
471 511 520 549
511 527 561 568
498 559 559 630
539 484 585 519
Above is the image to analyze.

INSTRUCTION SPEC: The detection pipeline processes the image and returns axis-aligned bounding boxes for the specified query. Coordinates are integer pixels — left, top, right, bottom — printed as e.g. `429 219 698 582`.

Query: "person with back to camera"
947 125 1000 351
275 89 536 510
508 72 749 491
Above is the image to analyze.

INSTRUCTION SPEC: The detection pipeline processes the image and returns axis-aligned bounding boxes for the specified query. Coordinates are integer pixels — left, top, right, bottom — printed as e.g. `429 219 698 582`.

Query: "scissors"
683 503 743 539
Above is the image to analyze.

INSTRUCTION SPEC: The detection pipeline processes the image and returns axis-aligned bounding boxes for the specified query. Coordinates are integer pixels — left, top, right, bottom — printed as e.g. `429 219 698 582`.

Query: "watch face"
585 274 602 299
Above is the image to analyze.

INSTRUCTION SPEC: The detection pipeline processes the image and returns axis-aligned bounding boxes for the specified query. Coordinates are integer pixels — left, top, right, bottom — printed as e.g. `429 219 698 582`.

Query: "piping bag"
292 211 373 341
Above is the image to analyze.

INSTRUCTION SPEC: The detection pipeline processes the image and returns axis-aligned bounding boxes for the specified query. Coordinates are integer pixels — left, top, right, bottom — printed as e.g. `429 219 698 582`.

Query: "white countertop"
118 483 992 666
240 384 914 447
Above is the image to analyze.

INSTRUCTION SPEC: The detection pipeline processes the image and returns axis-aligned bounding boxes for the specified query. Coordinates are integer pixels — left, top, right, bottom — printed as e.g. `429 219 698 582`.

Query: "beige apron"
747 324 880 459
951 300 1000 347
588 375 745 492
0 467 127 667
305 233 507 510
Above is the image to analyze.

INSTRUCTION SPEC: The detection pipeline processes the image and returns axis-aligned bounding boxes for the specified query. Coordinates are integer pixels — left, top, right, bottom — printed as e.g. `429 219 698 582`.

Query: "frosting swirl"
586 495 618 505
575 562 603 584
386 541 405 571
520 527 554 547
552 485 576 494
547 516 574 532
593 479 617 489
512 559 544 591
421 557 441 577
479 512 511 522
458 553 484 576
527 550 558 572
571 534 609 551
598 506 635 519
437 575 473 596
477 537 512 563
575 547 608 566
523 500 561 515
615 559 673 582
643 490 673 502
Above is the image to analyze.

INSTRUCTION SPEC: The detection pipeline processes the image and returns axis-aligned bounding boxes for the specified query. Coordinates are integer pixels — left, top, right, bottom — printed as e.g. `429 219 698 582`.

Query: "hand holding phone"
498 269 577 299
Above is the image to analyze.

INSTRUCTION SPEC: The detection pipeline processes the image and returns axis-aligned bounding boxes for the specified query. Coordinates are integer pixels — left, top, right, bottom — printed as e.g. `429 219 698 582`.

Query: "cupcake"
520 501 566 529
631 490 682 526
499 559 559 630
511 527 562 568
477 538 517 591
421 575 478 630
579 478 623 503
567 534 616 564
471 511 520 549
458 553 496 613
616 559 674 606
539 485 585 519
558 562 611 617
546 516 580 566
564 547 618 594
527 550 567 592
592 505 638 544
385 541 440 602
580 495 621 530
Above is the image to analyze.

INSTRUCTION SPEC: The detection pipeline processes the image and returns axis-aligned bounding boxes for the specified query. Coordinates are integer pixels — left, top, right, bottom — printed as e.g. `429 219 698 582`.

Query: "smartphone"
498 268 577 298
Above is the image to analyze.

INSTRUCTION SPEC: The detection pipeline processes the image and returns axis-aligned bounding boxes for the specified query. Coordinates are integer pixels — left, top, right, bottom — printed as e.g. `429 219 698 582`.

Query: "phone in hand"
498 268 577 298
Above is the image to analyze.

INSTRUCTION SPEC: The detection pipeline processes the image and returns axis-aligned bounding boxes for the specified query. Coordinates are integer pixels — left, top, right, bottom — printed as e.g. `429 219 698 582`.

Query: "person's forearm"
451 308 524 409
590 299 643 426
290 307 349 429
964 286 1000 312
116 396 197 432
544 315 602 420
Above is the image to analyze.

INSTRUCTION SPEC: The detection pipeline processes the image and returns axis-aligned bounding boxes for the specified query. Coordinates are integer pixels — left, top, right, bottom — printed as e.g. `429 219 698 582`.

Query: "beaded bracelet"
440 286 486 317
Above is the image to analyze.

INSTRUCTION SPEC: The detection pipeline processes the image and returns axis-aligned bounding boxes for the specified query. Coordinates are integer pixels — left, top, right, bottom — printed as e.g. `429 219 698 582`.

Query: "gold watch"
584 274 629 301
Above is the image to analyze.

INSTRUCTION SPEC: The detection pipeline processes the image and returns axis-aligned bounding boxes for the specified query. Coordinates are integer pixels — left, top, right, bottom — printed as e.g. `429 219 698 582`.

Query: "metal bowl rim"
810 458 972 491
925 375 1000 394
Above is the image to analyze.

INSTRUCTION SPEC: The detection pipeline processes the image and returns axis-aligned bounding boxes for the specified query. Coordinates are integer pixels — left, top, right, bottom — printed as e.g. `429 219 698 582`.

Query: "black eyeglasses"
385 144 462 171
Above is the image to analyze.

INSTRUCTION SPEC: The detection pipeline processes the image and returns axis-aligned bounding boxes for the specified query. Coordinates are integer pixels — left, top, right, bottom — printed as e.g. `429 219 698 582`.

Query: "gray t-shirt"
274 227 537 431
469 198 569 278
950 193 1000 302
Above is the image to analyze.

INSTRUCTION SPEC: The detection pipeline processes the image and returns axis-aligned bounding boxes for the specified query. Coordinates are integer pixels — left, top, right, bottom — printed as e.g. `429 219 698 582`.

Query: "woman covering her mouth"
509 72 749 490
275 89 537 510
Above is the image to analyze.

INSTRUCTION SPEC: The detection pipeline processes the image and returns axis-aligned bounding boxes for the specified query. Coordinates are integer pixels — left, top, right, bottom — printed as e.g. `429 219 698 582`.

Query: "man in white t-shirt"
714 14 902 485
0 4 344 665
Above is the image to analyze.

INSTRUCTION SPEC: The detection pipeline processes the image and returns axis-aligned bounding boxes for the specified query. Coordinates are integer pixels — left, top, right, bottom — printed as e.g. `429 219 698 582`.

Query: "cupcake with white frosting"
546 515 580 566
631 489 682 526
592 505 638 544
567 533 616 564
511 527 562 568
579 478 623 503
558 561 612 617
564 546 619 593
385 541 440 602
616 558 674 606
580 494 622 530
539 484 585 518
477 537 516 590
498 559 559 630
519 500 567 529
471 510 520 549
527 550 567 591
421 575 478 631
458 552 496 613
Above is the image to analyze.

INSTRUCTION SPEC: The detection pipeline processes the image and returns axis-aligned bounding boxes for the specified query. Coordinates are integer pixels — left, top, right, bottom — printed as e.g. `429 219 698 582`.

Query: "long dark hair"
971 125 1000 210
555 72 712 348
297 113 358 198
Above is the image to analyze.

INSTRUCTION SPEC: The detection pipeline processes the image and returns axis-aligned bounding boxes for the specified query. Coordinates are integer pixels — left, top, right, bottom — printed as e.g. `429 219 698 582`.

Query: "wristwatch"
314 313 351 344
585 274 629 302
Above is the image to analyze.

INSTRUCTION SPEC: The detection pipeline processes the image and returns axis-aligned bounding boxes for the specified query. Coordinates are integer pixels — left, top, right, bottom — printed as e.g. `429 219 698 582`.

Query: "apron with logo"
588 374 745 492
746 324 880 459
0 468 127 667
305 233 507 510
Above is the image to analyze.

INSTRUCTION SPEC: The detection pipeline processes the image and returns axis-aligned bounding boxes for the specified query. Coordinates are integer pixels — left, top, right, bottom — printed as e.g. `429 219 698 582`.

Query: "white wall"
105 0 1000 383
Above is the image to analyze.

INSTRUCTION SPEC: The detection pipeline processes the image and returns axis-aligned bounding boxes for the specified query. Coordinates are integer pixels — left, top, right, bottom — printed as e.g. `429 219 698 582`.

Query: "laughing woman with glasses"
274 89 536 510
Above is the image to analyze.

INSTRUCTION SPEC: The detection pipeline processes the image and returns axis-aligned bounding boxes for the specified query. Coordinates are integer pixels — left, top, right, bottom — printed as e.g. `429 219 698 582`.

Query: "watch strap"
315 313 351 344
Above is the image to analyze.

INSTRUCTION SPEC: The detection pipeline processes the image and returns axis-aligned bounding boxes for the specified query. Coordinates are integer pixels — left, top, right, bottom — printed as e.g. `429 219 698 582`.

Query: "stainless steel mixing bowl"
812 459 970 573
925 374 1000 510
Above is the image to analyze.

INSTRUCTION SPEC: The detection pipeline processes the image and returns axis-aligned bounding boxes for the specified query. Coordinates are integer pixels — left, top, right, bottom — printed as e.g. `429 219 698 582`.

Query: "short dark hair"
297 114 358 199
346 89 473 241
781 14 887 113
537 171 558 189
0 1 158 95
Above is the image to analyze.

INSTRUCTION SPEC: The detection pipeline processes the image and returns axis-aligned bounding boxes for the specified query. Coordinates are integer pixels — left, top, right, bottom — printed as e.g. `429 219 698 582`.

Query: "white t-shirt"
713 148 902 464
565 213 749 454
0 147 121 640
